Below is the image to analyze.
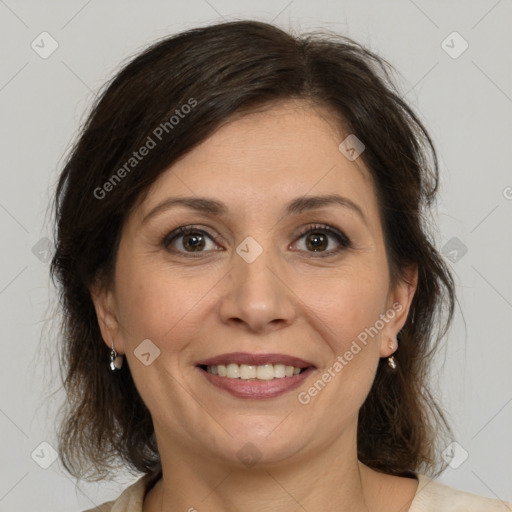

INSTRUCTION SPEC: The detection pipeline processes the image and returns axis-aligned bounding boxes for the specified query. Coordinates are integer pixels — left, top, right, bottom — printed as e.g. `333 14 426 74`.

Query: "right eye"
162 226 222 256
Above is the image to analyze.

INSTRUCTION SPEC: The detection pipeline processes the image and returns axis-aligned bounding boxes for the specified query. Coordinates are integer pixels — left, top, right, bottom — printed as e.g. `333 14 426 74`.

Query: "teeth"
256 364 274 380
274 364 286 378
226 363 240 378
205 363 306 380
240 364 256 380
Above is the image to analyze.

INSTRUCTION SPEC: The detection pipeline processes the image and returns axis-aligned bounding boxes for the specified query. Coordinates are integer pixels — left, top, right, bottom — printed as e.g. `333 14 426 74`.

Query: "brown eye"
305 232 328 252
181 232 206 251
163 226 219 254
293 224 351 256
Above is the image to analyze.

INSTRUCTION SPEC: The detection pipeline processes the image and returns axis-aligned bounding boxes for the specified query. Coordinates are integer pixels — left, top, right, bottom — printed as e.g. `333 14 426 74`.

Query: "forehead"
137 100 377 224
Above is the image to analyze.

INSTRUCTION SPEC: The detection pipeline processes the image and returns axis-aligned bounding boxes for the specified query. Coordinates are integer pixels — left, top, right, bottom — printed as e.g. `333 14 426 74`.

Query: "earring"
387 337 398 370
110 342 123 371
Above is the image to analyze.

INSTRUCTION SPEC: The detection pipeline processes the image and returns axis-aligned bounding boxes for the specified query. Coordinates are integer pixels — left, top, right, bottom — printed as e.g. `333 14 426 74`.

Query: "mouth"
198 363 309 380
196 352 316 399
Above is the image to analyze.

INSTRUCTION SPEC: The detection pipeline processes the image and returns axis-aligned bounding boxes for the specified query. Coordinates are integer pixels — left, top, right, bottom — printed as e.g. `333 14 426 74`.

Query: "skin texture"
92 100 419 511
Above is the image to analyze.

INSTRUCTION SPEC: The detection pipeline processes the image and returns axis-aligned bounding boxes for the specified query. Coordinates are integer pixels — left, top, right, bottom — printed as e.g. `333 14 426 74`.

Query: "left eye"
292 225 351 255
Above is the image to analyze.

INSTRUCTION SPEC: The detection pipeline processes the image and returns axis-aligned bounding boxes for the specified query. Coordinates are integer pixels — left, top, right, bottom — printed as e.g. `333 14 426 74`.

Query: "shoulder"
410 474 512 511
82 501 115 512
81 472 160 512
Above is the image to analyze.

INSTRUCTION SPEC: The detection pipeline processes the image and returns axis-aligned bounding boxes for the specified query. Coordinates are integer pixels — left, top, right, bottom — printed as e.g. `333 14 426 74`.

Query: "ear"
90 278 125 354
379 263 418 358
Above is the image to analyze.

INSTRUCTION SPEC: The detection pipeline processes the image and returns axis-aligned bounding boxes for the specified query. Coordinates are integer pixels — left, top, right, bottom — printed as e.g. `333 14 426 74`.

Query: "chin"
215 425 309 468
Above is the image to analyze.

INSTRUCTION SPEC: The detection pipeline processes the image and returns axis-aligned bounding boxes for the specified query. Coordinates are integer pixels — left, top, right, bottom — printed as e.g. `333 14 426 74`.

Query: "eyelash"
162 223 351 258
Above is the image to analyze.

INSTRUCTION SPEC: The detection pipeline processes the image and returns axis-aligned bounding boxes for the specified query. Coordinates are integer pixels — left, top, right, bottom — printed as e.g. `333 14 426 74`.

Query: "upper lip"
196 352 315 369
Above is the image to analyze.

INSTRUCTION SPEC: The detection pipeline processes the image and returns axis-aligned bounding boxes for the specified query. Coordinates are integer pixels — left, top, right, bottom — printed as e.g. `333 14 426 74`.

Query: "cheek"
294 264 389 355
114 257 209 346
294 273 387 419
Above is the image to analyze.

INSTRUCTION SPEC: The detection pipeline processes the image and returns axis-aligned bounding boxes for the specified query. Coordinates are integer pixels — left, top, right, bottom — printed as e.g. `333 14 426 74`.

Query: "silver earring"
110 342 123 371
387 337 398 370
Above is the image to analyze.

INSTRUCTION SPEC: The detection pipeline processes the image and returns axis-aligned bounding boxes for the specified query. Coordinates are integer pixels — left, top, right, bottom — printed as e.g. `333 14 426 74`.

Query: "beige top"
84 472 511 511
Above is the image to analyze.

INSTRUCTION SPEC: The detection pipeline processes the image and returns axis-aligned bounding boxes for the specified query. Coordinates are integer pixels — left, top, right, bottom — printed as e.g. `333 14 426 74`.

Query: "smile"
196 352 316 399
202 363 304 380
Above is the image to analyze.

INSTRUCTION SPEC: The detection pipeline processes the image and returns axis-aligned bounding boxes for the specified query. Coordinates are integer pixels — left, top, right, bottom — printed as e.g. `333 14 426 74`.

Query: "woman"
50 20 510 511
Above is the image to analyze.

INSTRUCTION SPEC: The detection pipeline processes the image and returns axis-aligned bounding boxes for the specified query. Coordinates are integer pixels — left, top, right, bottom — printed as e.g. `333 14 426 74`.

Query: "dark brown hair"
50 20 455 481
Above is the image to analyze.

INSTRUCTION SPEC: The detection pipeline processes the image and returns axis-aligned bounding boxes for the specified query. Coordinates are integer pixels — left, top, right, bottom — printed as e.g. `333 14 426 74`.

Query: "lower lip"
198 367 315 399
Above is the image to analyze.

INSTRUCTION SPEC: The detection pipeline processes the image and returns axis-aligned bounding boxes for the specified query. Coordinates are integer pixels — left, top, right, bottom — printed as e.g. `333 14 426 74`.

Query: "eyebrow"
142 194 367 225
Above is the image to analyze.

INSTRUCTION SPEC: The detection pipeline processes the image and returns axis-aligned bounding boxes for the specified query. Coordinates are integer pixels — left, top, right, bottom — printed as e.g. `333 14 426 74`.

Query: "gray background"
1 0 511 510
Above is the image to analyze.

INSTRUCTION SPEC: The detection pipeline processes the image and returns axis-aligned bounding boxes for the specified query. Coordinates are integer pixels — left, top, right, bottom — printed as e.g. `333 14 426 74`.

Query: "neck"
145 421 375 512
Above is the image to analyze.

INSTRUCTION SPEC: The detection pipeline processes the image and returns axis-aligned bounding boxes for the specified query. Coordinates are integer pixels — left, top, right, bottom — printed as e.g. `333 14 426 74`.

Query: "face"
92 100 416 468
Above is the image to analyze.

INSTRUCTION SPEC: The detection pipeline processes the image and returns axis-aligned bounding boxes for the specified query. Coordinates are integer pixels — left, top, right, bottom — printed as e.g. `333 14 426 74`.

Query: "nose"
218 243 297 334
